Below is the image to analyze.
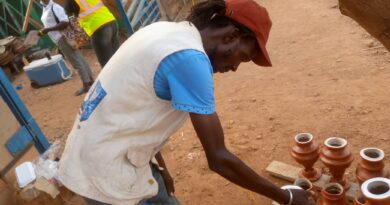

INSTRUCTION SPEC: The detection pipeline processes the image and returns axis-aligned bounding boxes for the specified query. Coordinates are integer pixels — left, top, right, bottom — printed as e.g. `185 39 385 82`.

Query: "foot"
75 86 89 96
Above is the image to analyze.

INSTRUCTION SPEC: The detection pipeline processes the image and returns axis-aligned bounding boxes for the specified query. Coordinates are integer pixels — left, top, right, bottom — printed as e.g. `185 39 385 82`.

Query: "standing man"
65 0 120 68
59 0 315 205
40 0 94 96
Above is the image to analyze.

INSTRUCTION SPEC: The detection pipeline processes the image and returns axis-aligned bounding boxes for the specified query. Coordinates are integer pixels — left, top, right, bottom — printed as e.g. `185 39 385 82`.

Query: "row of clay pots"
290 177 390 205
285 179 348 205
290 133 388 191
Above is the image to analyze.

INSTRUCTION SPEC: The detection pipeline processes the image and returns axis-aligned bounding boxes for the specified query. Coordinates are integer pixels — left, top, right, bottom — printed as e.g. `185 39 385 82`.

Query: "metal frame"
114 0 161 35
0 0 53 48
0 67 49 156
0 0 43 37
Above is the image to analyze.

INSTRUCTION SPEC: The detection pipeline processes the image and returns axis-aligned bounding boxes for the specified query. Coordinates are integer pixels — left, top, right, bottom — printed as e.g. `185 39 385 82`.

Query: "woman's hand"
289 189 315 205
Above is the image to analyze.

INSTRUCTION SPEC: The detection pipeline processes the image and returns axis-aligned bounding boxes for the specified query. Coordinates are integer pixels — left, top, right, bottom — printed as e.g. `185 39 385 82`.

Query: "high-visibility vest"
75 0 116 36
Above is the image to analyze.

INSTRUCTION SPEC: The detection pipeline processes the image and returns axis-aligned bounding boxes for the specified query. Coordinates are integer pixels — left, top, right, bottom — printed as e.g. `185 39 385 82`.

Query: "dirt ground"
11 0 390 204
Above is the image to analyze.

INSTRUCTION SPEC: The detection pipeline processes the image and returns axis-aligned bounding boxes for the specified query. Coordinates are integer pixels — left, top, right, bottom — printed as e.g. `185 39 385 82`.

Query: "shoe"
75 87 89 96
75 82 92 96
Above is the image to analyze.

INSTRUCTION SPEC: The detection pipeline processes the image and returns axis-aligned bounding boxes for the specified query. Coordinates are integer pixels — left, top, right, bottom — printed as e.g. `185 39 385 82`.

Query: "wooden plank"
22 0 34 32
27 18 44 30
266 160 300 182
266 160 359 201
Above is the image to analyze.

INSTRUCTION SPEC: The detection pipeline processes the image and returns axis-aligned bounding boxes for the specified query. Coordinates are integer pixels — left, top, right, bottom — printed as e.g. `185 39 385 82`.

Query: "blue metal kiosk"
0 67 49 179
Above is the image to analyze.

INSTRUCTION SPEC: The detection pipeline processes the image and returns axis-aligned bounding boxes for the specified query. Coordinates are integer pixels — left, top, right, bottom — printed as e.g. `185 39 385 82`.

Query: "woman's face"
210 35 259 73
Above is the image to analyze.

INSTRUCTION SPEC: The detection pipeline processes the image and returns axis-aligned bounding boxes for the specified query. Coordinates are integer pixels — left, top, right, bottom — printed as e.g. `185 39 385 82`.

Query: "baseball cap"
225 0 272 66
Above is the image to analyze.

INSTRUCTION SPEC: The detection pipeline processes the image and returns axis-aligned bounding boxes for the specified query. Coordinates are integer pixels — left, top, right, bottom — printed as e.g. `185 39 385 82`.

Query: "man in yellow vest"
66 0 120 68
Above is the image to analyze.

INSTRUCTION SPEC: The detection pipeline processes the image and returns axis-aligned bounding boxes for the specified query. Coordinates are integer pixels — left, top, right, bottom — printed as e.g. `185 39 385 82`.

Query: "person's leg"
138 164 181 205
91 21 119 68
80 51 94 83
57 37 93 95
83 197 111 205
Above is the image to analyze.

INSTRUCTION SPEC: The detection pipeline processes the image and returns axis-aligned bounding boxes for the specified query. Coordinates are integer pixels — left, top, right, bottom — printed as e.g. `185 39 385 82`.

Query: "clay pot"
294 178 314 191
290 133 322 181
361 177 390 205
353 195 366 205
294 178 319 202
320 137 354 190
320 183 349 205
356 148 389 186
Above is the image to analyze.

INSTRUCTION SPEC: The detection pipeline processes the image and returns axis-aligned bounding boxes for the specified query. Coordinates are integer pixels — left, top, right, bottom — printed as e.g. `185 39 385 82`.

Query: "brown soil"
12 0 390 204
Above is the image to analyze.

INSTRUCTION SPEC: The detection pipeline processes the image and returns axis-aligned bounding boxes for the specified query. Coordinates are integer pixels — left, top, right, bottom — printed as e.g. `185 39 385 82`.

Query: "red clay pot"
294 178 319 202
320 183 349 205
356 148 389 186
294 178 314 191
361 177 390 205
290 133 322 181
320 137 354 190
353 195 366 205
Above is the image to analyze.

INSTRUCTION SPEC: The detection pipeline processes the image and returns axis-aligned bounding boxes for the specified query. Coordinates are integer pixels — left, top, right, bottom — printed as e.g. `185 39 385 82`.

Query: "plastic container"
23 54 72 88
15 162 36 188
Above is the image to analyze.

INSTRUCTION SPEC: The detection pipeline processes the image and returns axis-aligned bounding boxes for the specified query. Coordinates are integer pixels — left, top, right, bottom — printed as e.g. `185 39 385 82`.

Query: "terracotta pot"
294 178 314 191
294 178 319 202
353 194 366 205
356 148 389 186
290 133 322 181
320 137 354 190
320 183 349 205
361 177 390 205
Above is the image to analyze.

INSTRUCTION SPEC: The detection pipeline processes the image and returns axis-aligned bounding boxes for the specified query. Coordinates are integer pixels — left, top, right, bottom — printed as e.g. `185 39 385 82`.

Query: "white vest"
59 21 206 205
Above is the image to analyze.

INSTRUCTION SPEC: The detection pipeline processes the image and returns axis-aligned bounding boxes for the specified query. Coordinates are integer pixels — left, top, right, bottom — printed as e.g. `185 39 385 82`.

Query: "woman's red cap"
226 0 272 66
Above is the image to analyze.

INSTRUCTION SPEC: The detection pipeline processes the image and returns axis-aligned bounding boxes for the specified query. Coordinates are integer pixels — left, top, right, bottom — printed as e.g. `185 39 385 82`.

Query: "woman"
59 1 315 205
40 0 94 96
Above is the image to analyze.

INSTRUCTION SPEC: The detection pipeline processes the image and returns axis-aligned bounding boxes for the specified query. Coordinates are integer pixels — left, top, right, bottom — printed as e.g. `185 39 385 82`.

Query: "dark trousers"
91 20 120 68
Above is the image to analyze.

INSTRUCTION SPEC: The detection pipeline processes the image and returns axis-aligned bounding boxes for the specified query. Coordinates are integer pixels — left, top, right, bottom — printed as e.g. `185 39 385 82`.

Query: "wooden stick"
22 0 34 32
28 18 44 30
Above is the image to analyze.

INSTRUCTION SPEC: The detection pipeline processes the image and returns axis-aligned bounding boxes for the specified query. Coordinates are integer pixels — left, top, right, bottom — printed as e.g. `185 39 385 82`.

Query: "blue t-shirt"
153 49 215 114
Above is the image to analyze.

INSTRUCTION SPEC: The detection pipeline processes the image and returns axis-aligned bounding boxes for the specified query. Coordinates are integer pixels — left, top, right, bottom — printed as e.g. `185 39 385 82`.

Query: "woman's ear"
222 27 240 44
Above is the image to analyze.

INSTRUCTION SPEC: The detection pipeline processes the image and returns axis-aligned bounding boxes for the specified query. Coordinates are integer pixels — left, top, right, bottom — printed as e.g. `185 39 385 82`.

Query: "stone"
250 145 259 151
366 40 375 48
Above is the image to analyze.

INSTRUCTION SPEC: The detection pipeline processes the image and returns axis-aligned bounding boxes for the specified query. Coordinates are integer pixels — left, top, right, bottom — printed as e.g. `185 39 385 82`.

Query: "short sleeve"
157 50 215 114
53 4 69 22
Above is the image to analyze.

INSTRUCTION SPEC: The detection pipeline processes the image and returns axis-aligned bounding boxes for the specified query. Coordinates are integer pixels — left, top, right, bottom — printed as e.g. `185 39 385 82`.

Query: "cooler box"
23 55 72 88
